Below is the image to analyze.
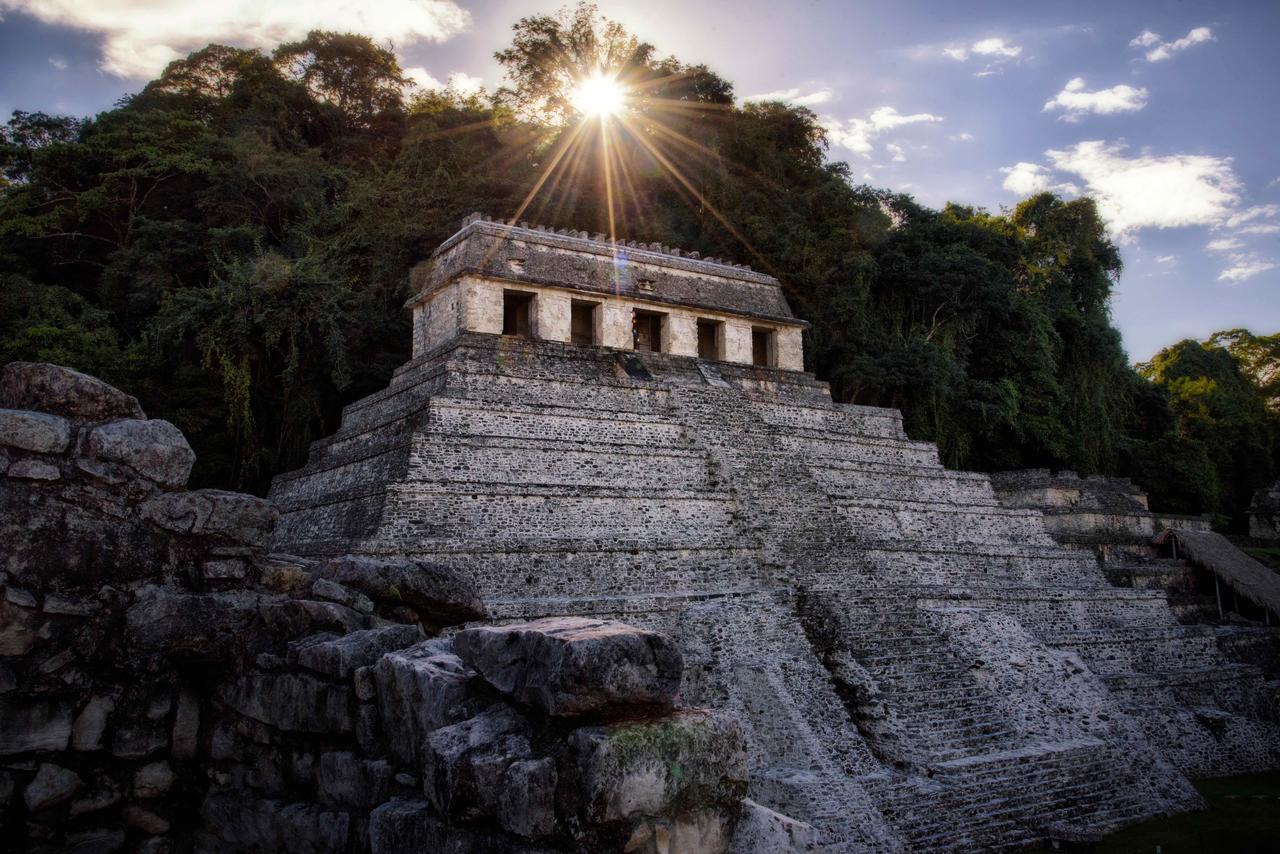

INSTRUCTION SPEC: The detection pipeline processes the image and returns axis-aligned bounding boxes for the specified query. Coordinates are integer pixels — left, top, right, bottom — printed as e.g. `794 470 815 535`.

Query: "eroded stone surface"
454 617 682 716
0 362 144 422
88 419 195 488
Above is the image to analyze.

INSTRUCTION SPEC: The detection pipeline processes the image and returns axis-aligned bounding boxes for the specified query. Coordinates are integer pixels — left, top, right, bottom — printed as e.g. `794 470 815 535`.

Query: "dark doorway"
633 310 664 353
751 327 775 367
697 319 722 360
503 291 534 337
571 300 599 346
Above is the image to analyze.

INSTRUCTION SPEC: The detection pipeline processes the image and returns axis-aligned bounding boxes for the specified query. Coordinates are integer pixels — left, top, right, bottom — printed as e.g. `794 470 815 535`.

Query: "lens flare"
570 73 626 119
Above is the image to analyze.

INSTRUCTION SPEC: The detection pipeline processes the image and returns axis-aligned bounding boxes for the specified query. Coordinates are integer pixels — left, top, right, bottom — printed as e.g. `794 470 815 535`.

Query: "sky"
0 0 1277 361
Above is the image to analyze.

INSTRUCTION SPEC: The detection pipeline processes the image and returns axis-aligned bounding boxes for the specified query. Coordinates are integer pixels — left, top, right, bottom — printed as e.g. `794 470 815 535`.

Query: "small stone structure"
406 214 806 370
0 363 788 852
267 218 1280 850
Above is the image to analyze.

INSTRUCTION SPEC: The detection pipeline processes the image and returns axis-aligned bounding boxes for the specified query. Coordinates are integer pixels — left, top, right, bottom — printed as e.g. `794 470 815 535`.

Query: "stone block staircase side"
798 594 1192 850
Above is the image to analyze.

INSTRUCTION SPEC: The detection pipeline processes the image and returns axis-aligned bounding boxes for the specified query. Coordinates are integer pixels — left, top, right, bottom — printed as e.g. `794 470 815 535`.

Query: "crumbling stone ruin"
0 361 796 852
5 215 1280 852
264 216 1280 850
993 469 1280 773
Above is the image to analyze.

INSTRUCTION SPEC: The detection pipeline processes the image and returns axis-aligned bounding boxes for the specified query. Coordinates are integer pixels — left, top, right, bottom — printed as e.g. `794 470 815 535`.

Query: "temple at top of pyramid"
405 213 807 369
269 219 1280 852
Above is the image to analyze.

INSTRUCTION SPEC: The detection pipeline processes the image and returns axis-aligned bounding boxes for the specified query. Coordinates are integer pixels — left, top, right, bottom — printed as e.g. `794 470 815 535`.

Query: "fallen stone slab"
0 362 144 423
0 409 72 454
422 703 533 820
290 625 424 680
375 642 492 767
219 672 356 734
730 798 819 853
140 489 278 546
313 556 485 627
453 616 682 716
87 419 195 488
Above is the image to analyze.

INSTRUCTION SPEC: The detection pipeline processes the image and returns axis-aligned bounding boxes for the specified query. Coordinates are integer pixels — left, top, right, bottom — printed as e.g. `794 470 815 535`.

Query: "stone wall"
0 363 797 853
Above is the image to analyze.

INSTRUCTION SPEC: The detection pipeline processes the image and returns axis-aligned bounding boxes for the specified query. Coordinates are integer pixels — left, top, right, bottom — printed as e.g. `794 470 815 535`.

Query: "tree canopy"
1 4 1276 530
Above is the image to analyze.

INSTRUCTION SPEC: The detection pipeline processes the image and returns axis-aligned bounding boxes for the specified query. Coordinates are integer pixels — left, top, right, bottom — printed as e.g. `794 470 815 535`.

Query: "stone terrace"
268 222 1278 851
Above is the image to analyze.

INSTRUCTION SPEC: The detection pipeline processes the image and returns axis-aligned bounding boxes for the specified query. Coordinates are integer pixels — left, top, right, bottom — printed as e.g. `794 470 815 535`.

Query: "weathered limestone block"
219 672 356 734
316 751 395 809
289 625 424 680
126 586 260 660
498 757 557 839
133 761 177 798
564 711 748 825
314 556 485 627
72 695 116 751
0 362 144 423
454 617 682 716
0 409 72 454
422 703 533 820
200 794 351 854
375 642 492 768
730 798 819 853
87 419 195 488
140 489 279 546
24 763 83 812
0 697 74 753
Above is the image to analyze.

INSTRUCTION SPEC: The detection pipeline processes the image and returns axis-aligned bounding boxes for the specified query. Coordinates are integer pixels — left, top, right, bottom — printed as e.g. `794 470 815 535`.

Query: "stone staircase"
270 335 1264 849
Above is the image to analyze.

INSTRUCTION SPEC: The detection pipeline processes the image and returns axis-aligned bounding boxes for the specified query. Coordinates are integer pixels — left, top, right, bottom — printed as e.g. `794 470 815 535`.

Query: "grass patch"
1037 771 1280 853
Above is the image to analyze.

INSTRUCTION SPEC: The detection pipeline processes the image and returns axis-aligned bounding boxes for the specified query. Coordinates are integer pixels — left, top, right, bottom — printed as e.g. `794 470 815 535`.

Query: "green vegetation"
1084 771 1280 853
2 3 1278 520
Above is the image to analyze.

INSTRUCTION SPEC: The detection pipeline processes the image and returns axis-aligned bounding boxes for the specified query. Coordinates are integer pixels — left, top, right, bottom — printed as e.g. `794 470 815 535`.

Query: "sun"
570 73 627 119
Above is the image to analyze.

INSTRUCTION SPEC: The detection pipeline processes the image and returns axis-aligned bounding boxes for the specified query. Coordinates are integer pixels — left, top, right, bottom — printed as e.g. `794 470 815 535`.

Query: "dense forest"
1 5 1277 530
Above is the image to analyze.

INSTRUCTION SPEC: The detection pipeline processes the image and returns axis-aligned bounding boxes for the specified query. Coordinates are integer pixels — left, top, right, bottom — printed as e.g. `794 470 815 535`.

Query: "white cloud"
1238 224 1280 236
1218 255 1277 283
404 67 445 90
0 0 471 78
951 132 975 142
1155 254 1177 264
47 55 67 70
445 71 484 96
1042 77 1148 121
1131 26 1214 62
886 143 906 163
822 106 943 157
1224 204 1279 228
1206 238 1244 252
999 161 1079 197
744 86 834 107
1043 140 1242 238
972 37 1022 58
405 68 485 95
943 36 1021 62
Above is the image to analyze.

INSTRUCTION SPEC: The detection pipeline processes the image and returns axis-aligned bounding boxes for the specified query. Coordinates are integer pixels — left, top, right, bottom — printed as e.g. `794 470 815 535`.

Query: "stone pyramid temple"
269 215 1280 850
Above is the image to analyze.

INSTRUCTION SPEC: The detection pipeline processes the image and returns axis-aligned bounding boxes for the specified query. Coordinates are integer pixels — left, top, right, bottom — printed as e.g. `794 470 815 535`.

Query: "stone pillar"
776 327 804 372
462 277 503 335
723 321 753 365
667 312 698 358
601 300 633 349
536 291 572 343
